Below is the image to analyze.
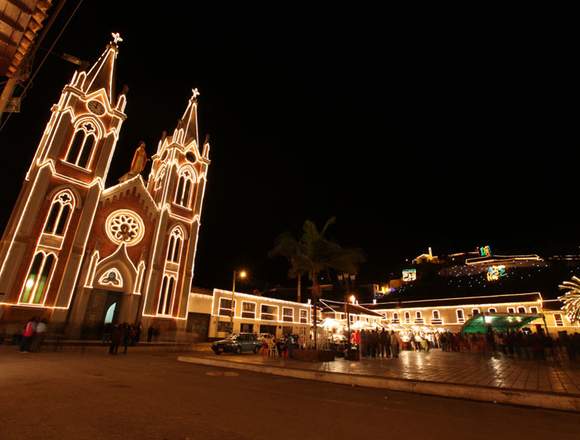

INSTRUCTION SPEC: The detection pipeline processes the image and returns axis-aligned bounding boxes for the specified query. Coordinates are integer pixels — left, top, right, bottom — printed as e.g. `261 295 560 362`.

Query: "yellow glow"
349 294 356 304
238 270 247 279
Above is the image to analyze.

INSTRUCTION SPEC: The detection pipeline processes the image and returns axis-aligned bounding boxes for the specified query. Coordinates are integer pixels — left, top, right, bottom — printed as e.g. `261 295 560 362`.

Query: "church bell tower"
0 34 127 323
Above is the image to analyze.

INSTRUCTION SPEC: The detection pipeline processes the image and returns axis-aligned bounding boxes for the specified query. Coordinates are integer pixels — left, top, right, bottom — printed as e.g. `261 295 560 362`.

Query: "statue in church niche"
119 141 148 182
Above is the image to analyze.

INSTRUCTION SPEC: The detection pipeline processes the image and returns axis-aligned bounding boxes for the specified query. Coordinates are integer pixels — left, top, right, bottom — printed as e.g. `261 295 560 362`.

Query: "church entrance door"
83 290 126 340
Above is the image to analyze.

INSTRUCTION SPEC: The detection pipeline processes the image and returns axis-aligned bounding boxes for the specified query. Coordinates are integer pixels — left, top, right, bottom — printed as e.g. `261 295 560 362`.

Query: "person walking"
32 319 48 352
19 317 37 353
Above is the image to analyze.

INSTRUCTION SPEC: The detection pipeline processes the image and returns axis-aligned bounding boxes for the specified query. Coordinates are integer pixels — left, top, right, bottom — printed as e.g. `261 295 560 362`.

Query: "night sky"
0 3 576 291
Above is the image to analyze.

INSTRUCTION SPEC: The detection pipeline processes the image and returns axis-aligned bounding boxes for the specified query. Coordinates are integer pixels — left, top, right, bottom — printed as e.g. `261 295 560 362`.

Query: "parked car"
211 333 261 355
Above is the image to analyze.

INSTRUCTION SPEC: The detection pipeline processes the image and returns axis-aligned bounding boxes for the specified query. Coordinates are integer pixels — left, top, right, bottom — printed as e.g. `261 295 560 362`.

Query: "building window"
554 314 564 327
529 307 539 314
174 168 195 208
157 275 176 316
241 301 256 319
517 306 526 314
65 122 98 169
240 323 254 333
166 227 184 263
488 308 497 314
19 252 56 305
456 309 465 323
282 307 294 322
507 307 515 314
432 310 440 320
261 304 277 321
218 298 235 317
300 309 308 323
217 321 232 333
404 311 410 323
44 190 75 236
415 311 424 323
392 312 399 323
472 308 480 316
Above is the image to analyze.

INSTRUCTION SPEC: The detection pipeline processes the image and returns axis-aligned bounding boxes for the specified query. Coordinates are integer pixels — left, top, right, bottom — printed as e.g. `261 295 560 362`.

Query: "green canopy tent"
461 313 543 334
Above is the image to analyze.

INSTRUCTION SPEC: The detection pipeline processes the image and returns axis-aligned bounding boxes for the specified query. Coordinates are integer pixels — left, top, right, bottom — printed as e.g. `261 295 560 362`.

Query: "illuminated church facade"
0 35 210 338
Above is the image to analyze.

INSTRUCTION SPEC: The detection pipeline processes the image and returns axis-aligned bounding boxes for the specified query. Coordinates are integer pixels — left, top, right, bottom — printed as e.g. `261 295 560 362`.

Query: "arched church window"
43 190 75 236
20 251 56 305
65 122 98 169
166 227 184 263
174 168 194 208
157 274 176 316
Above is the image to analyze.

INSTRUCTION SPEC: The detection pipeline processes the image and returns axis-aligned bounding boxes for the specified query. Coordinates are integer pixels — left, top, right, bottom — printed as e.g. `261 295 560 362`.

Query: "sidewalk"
178 349 580 412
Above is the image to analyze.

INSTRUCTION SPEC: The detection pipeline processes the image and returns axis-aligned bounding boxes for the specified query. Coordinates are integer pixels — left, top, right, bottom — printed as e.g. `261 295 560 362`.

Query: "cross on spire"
192 88 200 99
111 32 123 45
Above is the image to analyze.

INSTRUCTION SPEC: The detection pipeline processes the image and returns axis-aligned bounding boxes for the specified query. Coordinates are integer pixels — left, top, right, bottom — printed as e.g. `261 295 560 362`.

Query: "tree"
558 276 580 323
270 217 365 348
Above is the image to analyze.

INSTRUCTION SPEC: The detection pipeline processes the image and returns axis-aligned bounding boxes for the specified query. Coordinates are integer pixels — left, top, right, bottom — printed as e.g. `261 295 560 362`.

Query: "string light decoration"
558 276 580 323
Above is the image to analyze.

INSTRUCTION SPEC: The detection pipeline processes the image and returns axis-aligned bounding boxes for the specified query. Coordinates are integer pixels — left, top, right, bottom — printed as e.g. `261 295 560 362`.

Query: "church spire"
82 33 122 104
174 88 199 148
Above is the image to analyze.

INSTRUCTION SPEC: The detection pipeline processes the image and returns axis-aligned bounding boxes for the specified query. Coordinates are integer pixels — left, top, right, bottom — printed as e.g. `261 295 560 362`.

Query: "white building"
187 288 311 340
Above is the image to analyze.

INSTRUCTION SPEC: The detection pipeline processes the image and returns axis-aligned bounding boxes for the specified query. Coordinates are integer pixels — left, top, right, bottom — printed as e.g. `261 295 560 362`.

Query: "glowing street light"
230 269 248 335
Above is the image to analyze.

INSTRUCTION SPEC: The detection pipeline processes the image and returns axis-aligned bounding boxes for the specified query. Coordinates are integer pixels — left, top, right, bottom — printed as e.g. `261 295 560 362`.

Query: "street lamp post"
230 269 247 335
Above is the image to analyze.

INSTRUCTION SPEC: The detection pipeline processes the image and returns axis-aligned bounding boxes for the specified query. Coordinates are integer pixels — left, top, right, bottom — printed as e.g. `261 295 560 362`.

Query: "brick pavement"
206 349 580 395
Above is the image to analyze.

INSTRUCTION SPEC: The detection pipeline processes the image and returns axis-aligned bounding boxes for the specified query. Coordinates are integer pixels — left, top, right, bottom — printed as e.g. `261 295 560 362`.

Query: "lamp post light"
230 269 247 335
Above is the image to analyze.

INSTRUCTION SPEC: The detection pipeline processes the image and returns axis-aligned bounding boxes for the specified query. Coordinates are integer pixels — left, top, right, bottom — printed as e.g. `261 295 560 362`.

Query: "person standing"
122 323 131 354
133 322 142 345
390 330 400 358
32 319 48 352
379 328 388 358
109 324 121 355
19 317 37 353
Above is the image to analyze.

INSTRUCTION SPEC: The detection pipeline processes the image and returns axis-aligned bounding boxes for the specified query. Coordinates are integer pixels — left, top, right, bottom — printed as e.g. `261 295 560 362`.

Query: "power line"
0 0 85 133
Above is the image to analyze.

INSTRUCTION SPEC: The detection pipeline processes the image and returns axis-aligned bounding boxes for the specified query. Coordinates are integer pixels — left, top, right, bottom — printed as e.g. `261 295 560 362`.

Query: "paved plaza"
203 349 580 395
1 347 579 440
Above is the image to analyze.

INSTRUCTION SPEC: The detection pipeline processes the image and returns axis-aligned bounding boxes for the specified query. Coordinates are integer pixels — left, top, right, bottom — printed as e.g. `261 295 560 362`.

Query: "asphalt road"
0 348 578 439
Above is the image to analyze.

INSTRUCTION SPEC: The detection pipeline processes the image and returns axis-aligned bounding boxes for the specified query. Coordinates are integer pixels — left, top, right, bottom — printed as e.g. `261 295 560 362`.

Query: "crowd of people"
439 328 580 361
327 326 580 363
258 333 303 358
103 322 142 355
355 329 403 358
16 316 48 353
10 318 148 355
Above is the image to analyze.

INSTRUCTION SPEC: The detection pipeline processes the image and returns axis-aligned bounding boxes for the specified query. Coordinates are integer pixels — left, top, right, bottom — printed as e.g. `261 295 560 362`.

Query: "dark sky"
0 2 577 291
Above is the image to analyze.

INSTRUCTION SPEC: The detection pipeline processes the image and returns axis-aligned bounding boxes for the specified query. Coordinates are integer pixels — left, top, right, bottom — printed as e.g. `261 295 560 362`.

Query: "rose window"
105 210 145 246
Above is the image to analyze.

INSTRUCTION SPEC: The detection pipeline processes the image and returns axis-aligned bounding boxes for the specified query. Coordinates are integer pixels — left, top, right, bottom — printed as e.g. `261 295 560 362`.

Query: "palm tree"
269 231 306 303
270 217 365 349
559 276 580 323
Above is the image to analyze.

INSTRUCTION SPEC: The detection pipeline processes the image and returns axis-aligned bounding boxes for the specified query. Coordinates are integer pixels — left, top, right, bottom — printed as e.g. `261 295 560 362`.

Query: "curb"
177 356 580 412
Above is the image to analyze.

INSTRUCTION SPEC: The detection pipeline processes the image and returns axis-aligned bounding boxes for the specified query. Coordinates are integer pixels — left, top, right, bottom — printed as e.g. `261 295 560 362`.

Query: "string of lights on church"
0 34 210 338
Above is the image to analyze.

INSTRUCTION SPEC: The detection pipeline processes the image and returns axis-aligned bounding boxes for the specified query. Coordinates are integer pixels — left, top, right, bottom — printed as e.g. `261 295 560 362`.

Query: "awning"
461 313 542 334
